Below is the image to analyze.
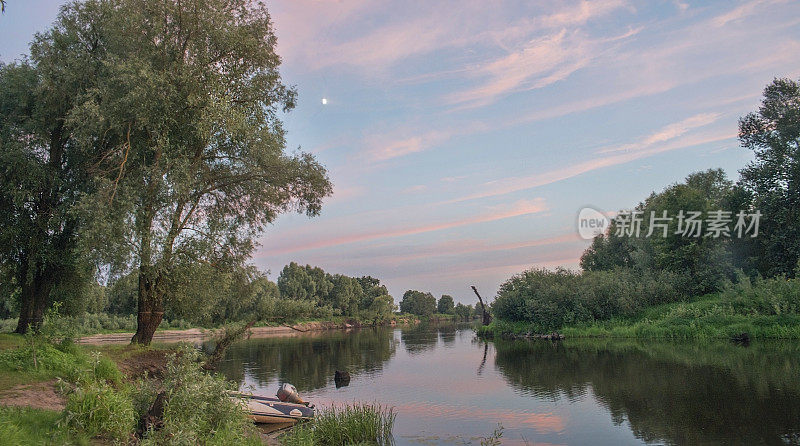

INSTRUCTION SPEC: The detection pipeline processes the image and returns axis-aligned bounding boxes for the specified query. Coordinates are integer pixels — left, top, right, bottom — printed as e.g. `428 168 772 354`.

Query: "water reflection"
494 339 800 444
218 325 800 445
217 328 396 392
399 323 439 355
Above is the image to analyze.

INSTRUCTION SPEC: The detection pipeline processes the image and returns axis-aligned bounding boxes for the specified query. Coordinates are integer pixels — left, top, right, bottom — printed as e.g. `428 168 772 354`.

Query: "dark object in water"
231 391 315 424
732 332 750 345
334 370 351 388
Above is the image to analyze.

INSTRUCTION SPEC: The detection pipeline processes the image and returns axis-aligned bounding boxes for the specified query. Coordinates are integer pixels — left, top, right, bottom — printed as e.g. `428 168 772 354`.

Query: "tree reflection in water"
493 339 800 445
217 327 397 392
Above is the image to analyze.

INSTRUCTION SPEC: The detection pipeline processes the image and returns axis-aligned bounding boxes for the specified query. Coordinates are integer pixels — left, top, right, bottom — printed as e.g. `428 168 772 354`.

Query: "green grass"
481 290 800 340
0 333 24 350
280 403 396 446
0 406 92 446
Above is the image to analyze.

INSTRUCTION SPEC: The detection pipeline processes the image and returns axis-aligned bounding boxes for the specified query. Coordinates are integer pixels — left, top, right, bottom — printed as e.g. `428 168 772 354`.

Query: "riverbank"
0 329 401 445
478 290 800 340
76 320 395 345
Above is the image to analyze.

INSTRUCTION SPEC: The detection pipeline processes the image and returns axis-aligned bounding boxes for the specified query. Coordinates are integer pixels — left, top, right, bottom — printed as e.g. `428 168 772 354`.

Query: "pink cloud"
264 198 548 255
450 129 737 203
447 30 594 107
597 112 721 154
711 0 789 27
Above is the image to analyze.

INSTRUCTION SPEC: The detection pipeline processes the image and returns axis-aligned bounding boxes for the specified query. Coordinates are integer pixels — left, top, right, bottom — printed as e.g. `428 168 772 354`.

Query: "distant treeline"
1 261 399 327
398 291 476 320
490 78 800 334
0 259 477 330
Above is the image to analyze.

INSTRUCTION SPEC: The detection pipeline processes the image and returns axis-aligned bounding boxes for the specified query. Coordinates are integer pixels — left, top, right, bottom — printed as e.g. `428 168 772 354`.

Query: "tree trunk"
471 285 492 326
130 270 164 345
30 270 55 332
15 263 54 334
15 282 34 334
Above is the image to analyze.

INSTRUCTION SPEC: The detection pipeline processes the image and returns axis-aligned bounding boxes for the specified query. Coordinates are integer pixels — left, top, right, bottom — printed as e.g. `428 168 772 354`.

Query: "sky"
2 1 799 304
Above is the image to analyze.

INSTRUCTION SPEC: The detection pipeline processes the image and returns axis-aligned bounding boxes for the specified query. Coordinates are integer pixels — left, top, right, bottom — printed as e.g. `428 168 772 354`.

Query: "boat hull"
230 392 315 425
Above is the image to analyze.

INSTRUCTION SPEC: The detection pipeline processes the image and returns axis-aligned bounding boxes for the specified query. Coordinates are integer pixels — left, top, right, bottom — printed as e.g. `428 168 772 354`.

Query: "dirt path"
0 379 65 411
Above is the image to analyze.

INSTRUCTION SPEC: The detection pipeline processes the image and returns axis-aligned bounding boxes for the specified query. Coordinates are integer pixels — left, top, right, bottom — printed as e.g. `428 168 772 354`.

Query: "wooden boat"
230 391 315 424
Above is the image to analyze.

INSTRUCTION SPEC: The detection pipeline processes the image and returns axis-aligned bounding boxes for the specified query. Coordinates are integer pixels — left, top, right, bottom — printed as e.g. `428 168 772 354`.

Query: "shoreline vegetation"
0 322 402 445
478 275 800 340
477 78 800 342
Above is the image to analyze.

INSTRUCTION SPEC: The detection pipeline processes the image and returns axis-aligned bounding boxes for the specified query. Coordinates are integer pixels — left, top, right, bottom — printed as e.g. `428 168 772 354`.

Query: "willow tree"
73 0 331 344
0 1 110 333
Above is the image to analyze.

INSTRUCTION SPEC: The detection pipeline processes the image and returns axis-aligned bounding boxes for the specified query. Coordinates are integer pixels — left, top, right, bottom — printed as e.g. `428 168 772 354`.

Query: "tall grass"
0 406 92 446
281 403 396 446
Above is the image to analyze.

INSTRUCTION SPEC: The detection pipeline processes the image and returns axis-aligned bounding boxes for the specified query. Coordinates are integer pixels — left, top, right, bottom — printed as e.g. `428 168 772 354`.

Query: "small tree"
400 290 436 317
437 295 455 314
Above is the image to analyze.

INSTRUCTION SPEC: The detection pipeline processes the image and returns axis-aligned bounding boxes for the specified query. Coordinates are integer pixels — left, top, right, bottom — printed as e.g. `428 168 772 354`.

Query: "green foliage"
141 345 259 445
278 262 330 303
0 4 109 332
738 77 800 278
454 303 474 321
62 380 135 442
399 290 437 317
492 275 800 339
277 263 395 320
437 295 455 315
492 267 690 333
581 169 737 295
0 406 91 446
280 403 396 446
361 294 396 323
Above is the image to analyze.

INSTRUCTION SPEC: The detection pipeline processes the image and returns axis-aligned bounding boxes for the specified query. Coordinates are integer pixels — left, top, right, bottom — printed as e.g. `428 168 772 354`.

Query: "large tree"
73 0 331 344
0 2 109 333
581 169 737 294
738 78 800 278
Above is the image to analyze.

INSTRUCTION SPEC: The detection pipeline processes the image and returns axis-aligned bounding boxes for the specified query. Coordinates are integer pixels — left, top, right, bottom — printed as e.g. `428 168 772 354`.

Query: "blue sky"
2 1 799 304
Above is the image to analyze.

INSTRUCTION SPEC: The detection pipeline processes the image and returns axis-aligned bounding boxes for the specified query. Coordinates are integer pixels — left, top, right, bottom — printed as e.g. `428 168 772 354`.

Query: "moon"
321 98 328 105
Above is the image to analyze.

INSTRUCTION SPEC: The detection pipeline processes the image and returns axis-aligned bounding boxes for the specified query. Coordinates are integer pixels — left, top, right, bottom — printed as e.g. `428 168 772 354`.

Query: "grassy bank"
480 275 800 340
0 327 398 445
0 331 265 444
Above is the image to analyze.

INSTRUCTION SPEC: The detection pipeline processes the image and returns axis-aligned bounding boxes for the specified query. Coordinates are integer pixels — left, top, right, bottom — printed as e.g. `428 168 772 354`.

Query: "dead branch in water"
471 285 492 326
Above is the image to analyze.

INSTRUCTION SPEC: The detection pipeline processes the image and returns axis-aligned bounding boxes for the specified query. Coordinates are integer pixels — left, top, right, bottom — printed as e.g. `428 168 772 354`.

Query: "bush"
62 381 136 442
492 267 690 332
141 344 260 445
0 341 89 382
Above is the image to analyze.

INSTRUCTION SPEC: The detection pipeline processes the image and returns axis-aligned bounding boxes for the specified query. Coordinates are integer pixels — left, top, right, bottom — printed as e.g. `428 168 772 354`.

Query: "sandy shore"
76 321 355 345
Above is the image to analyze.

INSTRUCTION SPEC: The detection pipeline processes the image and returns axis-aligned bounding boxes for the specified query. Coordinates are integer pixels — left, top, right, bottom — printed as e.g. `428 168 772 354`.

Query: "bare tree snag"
471 285 492 326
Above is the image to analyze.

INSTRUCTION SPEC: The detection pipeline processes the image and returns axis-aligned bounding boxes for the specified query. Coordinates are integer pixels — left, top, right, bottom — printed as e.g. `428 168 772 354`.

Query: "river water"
216 324 800 445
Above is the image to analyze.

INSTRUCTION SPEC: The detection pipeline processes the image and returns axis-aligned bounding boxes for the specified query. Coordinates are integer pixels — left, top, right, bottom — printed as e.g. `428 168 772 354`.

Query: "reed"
281 402 396 446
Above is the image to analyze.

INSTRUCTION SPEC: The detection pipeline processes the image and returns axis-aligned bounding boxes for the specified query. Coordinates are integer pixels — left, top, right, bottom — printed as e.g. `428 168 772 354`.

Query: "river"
216 323 800 445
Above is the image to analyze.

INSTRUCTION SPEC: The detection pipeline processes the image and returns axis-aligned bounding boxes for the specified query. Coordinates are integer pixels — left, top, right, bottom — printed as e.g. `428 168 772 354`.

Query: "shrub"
62 381 136 442
141 344 259 445
492 267 690 332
